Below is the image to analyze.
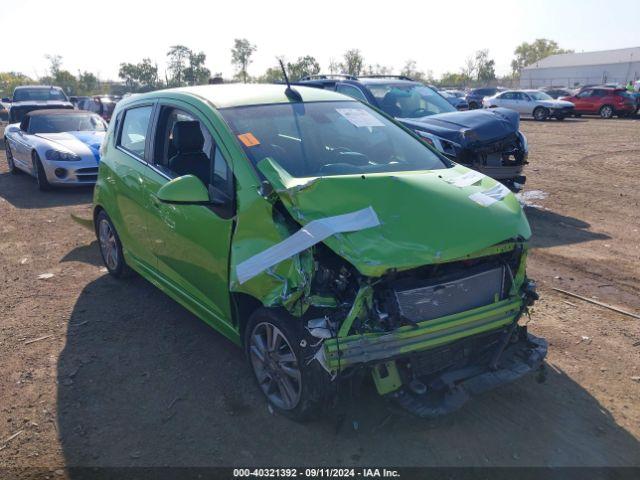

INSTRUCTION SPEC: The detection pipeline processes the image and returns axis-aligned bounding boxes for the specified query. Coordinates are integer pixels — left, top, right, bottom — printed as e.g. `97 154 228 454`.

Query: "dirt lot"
0 117 639 472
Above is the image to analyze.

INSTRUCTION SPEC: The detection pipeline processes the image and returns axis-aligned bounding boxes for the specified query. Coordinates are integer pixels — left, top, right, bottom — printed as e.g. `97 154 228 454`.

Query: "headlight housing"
45 149 80 161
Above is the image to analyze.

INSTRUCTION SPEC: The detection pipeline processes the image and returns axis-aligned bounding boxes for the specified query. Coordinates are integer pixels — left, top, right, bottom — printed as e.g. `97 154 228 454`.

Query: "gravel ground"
0 117 639 473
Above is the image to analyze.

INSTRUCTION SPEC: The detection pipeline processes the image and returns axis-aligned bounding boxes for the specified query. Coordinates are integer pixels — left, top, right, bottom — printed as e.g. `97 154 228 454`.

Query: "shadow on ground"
525 206 610 249
0 171 93 209
61 240 102 267
57 274 639 469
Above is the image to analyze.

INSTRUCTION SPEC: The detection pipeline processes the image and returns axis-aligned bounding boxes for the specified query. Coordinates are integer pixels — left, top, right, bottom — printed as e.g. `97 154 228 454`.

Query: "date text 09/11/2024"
232 468 401 478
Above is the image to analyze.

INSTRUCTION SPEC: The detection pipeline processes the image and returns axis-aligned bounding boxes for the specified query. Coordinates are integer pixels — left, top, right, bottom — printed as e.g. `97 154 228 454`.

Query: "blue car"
441 90 469 110
465 87 505 110
296 75 528 191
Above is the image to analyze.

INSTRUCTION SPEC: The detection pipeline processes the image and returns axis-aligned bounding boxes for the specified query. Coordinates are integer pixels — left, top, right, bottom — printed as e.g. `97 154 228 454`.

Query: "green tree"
438 71 470 88
0 72 33 98
474 49 496 83
231 38 257 83
511 39 573 76
77 71 99 95
44 54 63 76
286 55 320 80
340 49 364 77
167 45 192 86
183 51 211 85
118 58 159 92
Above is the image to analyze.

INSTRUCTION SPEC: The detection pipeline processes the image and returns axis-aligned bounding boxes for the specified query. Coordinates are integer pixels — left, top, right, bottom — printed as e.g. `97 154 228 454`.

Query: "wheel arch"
231 292 264 343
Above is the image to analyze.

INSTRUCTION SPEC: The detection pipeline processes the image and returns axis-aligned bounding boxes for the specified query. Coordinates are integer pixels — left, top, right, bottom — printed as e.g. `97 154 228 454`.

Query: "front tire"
599 105 614 119
245 308 327 421
5 142 20 174
96 210 133 278
32 151 51 190
533 107 549 121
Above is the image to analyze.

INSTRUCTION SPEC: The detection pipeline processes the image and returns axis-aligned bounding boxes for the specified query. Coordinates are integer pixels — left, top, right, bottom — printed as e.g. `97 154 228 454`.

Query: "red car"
561 87 636 119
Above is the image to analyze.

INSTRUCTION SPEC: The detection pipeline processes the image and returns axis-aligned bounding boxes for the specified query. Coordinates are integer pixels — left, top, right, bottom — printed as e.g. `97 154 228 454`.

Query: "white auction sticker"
336 108 385 128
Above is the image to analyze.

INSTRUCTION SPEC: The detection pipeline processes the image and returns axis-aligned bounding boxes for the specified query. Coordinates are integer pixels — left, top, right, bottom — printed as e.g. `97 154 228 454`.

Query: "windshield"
220 101 449 178
366 84 456 118
13 88 68 102
528 91 553 101
28 113 107 134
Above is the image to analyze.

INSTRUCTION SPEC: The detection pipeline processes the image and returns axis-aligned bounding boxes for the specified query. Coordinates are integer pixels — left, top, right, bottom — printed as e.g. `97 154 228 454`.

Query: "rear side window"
337 84 368 103
118 105 153 158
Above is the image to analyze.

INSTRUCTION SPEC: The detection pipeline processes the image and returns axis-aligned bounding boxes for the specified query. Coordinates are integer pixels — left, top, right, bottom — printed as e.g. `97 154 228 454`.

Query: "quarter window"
118 105 153 158
336 84 368 103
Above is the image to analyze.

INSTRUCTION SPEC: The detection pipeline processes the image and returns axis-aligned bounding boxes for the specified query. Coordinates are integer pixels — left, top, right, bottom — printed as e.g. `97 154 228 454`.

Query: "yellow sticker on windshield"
237 132 260 147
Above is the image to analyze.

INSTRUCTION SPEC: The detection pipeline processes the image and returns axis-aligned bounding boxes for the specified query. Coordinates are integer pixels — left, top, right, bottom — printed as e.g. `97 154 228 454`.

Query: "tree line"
0 38 571 97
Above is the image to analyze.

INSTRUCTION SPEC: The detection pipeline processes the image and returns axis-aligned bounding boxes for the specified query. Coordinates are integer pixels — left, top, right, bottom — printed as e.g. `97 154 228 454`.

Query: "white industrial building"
520 46 640 88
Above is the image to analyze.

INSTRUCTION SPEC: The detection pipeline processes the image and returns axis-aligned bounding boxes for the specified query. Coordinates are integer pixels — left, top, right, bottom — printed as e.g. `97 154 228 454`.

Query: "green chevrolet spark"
93 83 546 420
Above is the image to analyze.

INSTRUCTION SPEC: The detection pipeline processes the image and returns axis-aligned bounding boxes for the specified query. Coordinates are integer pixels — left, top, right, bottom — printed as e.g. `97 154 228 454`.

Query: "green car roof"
135 84 353 109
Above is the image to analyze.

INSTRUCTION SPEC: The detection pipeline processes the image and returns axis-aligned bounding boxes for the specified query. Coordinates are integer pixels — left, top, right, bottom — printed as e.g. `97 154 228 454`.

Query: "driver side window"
153 106 233 205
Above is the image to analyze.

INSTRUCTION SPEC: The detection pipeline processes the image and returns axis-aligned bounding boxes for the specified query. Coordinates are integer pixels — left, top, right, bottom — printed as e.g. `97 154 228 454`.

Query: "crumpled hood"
259 159 530 277
398 107 520 147
35 131 105 161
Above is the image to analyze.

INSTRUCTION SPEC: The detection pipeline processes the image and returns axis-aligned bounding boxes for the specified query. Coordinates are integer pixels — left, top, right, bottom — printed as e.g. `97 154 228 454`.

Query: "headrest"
172 121 204 153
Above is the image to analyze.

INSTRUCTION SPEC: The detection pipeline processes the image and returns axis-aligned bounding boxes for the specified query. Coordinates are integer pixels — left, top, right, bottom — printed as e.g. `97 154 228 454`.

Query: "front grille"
409 329 504 377
393 266 505 323
76 174 97 182
457 133 524 167
76 167 98 174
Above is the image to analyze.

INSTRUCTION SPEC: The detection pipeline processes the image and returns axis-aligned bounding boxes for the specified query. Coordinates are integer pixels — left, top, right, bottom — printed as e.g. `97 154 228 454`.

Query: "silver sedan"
4 109 106 190
483 90 575 121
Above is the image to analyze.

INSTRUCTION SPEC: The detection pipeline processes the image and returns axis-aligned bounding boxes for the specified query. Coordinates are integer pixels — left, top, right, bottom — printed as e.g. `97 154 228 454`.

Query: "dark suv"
465 87 505 110
2 85 73 124
296 75 528 191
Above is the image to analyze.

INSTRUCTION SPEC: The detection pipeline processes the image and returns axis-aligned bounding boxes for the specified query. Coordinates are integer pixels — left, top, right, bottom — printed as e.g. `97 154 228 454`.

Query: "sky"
1 0 638 82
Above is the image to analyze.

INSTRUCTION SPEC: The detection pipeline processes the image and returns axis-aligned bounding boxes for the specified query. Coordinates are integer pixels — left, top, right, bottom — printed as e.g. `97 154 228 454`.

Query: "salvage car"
296 75 528 191
483 90 575 121
560 86 637 118
4 109 106 189
3 85 74 124
77 95 119 122
91 84 546 420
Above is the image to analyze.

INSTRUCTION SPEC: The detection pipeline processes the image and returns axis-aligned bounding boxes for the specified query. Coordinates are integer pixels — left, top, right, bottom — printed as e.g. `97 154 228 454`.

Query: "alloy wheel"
600 106 613 119
98 219 119 271
249 321 302 410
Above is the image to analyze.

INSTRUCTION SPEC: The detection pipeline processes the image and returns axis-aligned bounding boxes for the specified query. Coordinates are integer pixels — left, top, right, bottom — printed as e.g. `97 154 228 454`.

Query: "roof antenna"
279 58 302 102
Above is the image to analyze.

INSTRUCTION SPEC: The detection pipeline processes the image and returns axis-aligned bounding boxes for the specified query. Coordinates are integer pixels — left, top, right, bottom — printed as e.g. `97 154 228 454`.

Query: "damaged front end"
230 158 545 418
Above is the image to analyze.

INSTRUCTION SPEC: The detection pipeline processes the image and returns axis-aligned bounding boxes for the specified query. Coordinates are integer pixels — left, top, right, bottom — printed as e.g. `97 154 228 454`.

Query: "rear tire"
533 107 549 121
599 105 614 119
32 151 51 190
245 308 328 421
5 142 19 174
96 210 134 278
468 102 479 110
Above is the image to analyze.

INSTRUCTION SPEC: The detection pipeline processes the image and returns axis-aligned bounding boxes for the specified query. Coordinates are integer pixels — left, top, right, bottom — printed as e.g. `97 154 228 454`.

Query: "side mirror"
156 175 210 204
1 97 11 103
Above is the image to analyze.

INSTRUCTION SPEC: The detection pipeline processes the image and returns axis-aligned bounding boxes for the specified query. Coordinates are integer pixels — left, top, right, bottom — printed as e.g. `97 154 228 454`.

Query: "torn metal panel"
236 207 381 284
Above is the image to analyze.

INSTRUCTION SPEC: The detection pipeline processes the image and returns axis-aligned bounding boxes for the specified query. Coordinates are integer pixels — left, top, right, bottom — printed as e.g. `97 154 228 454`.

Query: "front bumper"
323 297 523 370
42 159 98 186
389 331 547 417
550 106 574 117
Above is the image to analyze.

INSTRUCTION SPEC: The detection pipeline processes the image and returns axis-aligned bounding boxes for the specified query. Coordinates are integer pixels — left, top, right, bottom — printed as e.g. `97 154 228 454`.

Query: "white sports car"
3 109 107 190
483 90 575 121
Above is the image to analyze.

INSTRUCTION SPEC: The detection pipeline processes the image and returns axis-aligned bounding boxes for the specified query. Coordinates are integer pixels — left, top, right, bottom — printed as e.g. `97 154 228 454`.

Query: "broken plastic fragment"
236 207 381 284
469 183 511 207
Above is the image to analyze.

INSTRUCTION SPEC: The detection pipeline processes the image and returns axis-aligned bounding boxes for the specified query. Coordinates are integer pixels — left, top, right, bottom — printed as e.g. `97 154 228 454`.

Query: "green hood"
258 159 531 278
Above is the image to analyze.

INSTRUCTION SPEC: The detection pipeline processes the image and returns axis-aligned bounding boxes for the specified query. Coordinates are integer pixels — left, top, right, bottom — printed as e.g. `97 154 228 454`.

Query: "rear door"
142 99 236 336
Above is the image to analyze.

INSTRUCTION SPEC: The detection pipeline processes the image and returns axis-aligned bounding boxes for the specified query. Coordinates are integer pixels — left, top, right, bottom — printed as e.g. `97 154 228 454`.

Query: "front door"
143 101 236 339
572 89 593 113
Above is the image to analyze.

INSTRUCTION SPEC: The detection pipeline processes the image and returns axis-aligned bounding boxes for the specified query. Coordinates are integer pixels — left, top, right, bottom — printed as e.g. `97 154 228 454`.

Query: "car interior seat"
168 121 211 186
381 92 402 117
